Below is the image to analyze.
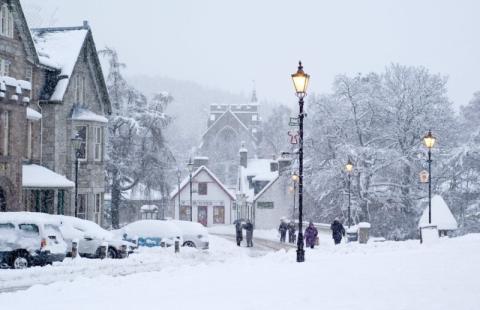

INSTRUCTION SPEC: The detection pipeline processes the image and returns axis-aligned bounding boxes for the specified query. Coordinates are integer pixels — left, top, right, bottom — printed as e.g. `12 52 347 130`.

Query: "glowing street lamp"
291 61 310 263
422 130 436 224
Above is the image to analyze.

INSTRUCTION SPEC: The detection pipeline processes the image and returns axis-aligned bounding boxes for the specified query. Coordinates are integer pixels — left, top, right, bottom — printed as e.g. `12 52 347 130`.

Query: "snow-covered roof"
170 165 236 201
239 158 279 202
141 205 159 212
31 28 88 101
70 106 108 123
22 164 75 189
418 195 458 230
26 107 42 121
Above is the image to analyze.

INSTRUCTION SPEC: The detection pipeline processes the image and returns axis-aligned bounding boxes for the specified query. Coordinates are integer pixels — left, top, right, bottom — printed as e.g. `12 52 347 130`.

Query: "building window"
0 4 14 38
94 193 101 224
252 114 258 121
1 111 9 156
75 75 85 104
94 127 102 161
179 205 191 221
213 206 225 224
57 190 65 215
210 114 215 121
0 58 10 76
77 194 87 219
257 201 274 209
26 121 33 159
74 125 87 160
198 182 208 195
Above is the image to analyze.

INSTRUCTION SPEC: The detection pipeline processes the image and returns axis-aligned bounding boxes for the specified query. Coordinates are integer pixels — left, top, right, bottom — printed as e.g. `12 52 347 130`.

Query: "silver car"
167 220 209 249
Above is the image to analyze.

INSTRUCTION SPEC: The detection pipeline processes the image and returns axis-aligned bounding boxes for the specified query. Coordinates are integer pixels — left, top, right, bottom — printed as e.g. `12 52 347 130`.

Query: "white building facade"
170 166 235 227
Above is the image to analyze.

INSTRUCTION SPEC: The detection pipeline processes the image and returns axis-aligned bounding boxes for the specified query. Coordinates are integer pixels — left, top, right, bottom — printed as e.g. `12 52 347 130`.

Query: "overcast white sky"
22 0 480 108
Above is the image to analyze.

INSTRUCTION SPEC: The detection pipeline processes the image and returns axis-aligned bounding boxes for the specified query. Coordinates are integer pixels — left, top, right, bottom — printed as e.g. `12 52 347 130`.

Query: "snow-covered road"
1 234 479 310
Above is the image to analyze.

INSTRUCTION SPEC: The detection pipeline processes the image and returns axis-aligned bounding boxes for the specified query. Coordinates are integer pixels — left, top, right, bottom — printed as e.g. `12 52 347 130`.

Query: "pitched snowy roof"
238 158 279 202
418 195 458 230
170 165 235 201
31 27 88 101
201 109 250 139
70 106 108 123
22 164 75 189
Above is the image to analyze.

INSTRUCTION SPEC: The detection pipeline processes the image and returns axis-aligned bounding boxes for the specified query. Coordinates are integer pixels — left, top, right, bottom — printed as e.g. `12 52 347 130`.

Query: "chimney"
193 156 209 170
83 20 90 29
278 158 291 174
239 142 247 168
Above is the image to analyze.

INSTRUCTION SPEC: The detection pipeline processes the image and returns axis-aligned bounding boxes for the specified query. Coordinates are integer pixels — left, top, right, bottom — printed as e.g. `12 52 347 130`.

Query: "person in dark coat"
304 221 318 249
278 219 288 243
243 220 254 247
287 220 296 244
331 219 345 245
234 220 243 246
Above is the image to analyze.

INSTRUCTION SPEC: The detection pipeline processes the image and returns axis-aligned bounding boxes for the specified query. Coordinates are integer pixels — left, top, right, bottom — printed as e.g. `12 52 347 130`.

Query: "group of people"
278 218 347 248
278 219 297 244
235 219 254 247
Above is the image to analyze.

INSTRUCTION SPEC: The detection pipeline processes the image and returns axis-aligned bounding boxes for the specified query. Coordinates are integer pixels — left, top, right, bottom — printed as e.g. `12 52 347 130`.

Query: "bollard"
71 240 78 259
175 240 180 253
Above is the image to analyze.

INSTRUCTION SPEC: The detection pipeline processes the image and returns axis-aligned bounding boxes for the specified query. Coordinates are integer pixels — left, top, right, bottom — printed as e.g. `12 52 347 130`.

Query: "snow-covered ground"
1 234 479 310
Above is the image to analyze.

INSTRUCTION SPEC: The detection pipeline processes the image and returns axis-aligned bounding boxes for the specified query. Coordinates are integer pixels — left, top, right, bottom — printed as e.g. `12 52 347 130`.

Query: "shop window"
213 206 225 224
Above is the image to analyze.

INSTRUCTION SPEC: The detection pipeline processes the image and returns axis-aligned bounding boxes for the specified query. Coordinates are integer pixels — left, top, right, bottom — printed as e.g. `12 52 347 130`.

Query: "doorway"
197 206 208 226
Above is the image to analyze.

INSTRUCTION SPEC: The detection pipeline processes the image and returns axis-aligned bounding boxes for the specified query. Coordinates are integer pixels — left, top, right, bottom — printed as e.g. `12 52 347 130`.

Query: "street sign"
289 117 299 126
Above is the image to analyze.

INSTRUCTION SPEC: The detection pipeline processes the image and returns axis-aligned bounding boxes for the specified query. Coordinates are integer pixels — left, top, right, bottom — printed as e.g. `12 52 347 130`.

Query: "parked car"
166 220 209 249
0 212 67 269
115 220 182 247
53 215 135 259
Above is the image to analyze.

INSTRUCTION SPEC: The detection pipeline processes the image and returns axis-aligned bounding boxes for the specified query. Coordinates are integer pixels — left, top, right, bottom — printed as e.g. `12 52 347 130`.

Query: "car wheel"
183 241 196 248
107 247 117 259
11 252 29 269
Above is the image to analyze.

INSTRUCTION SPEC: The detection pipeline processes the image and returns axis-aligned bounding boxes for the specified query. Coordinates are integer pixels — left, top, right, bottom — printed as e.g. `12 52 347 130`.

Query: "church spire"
251 80 258 103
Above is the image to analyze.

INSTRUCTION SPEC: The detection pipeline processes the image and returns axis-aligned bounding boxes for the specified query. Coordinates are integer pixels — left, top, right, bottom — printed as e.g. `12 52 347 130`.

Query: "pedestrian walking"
304 221 318 249
278 219 288 243
234 220 243 246
243 220 254 247
287 220 296 244
331 219 346 245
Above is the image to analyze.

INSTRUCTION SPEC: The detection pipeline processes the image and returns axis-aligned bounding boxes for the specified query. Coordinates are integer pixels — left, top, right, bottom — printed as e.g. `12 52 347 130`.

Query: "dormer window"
0 4 14 38
210 114 216 121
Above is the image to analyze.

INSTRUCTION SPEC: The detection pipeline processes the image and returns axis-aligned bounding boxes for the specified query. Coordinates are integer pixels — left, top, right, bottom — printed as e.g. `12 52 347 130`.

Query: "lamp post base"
296 232 305 262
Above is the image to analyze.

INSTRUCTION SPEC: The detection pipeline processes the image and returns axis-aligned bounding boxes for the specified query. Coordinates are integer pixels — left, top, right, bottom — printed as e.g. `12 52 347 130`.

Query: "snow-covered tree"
100 48 174 228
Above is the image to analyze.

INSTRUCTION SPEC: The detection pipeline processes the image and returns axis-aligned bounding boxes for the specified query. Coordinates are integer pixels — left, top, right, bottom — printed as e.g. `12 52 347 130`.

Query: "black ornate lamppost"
291 61 310 263
187 158 194 222
345 159 354 228
71 135 83 218
422 131 436 224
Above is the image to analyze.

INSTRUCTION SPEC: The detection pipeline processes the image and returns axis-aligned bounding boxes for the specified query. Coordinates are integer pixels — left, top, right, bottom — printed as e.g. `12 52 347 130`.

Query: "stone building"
0 1 108 223
0 0 55 211
30 22 111 224
198 90 260 186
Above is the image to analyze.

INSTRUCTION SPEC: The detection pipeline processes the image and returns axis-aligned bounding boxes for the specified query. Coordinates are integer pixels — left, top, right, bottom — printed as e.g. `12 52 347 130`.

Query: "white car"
53 215 134 259
116 220 182 247
167 220 209 249
0 212 67 269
